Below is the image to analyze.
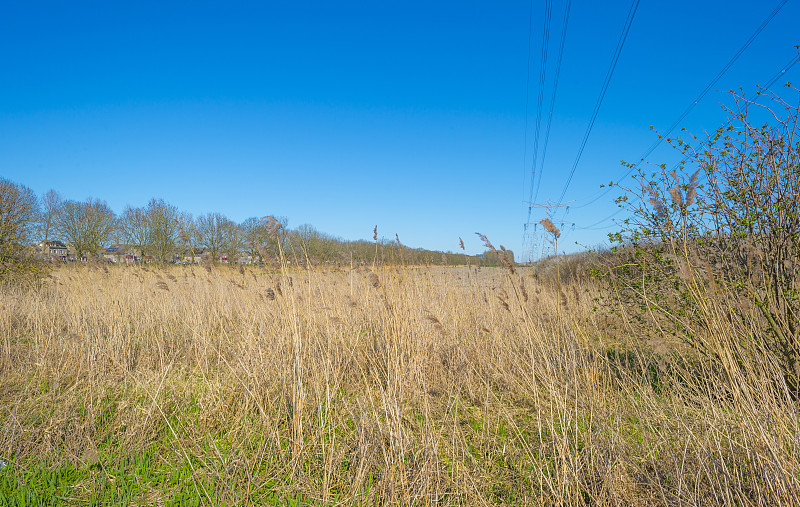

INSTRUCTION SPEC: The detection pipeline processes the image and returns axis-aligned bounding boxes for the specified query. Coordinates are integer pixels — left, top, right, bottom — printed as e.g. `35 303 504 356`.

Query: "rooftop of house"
39 240 68 248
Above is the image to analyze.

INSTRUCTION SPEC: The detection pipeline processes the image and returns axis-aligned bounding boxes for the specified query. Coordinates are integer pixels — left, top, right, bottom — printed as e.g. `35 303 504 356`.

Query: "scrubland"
0 262 798 505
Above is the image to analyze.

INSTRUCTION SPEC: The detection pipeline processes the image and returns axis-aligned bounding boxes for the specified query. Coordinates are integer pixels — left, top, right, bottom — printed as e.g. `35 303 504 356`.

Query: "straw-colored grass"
0 262 798 505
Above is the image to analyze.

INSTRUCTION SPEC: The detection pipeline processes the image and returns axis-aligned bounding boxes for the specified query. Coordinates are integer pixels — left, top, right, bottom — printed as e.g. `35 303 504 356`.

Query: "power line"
524 200 572 261
569 0 792 210
575 207 625 230
555 0 641 206
524 0 570 257
529 0 553 200
520 0 534 206
531 0 571 208
523 0 553 239
522 0 553 257
570 54 800 231
520 0 535 254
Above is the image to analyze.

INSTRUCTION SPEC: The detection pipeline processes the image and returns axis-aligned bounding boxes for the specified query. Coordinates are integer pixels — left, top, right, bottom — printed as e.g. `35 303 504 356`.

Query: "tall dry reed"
0 260 797 504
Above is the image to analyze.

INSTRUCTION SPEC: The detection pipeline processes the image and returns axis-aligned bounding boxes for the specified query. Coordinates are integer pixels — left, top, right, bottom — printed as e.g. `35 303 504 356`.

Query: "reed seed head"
539 218 561 239
497 296 510 312
668 187 683 207
261 216 285 237
475 232 496 253
685 168 701 206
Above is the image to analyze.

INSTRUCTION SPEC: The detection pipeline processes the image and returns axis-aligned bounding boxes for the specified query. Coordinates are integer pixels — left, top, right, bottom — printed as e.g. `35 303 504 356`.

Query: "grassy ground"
0 263 798 505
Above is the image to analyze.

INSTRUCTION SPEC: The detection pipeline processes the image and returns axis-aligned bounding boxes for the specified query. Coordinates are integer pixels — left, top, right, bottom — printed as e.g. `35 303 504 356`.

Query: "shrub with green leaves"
608 85 800 395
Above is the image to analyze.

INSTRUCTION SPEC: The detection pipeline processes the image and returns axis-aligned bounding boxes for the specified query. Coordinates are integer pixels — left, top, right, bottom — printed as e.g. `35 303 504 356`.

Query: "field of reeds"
0 260 798 505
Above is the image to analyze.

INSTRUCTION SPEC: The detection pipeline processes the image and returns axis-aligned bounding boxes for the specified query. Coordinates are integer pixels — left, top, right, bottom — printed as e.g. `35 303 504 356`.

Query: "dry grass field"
0 262 798 505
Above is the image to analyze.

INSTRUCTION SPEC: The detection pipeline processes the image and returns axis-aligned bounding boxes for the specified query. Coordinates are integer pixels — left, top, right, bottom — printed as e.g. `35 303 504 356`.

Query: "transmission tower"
523 200 573 262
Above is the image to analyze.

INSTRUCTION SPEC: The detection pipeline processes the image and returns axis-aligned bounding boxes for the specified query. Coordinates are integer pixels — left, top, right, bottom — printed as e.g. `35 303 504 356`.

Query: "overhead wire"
520 0 535 255
554 0 641 206
528 0 553 207
575 207 625 230
520 0 534 210
571 52 800 230
523 0 553 259
569 0 791 211
524 0 553 217
531 0 571 208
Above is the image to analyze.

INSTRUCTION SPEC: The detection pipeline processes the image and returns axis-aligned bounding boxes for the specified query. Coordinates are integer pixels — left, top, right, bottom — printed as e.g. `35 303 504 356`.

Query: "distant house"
234 253 254 265
103 244 143 263
179 249 205 264
37 240 68 260
102 246 120 262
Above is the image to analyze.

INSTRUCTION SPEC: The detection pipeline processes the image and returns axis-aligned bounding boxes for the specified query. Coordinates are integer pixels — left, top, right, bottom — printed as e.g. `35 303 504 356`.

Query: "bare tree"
253 215 288 264
119 205 151 260
196 212 234 263
147 199 180 263
39 189 62 246
294 224 333 263
224 220 245 263
0 178 40 262
240 217 269 263
55 198 116 260
177 212 198 263
118 199 181 263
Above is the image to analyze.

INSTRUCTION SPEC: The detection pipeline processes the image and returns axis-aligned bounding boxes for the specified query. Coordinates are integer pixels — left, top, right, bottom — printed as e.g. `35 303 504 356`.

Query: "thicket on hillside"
605 85 800 396
287 226 500 268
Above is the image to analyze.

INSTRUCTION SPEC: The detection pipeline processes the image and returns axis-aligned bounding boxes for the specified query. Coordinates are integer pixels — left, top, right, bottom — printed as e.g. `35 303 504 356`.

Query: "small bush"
609 85 800 395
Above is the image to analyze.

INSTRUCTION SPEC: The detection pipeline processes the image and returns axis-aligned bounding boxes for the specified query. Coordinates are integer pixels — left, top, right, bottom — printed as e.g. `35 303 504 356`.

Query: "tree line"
0 181 511 267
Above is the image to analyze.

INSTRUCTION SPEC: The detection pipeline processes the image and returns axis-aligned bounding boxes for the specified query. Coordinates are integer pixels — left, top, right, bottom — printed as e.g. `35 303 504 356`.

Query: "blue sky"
1 1 798 259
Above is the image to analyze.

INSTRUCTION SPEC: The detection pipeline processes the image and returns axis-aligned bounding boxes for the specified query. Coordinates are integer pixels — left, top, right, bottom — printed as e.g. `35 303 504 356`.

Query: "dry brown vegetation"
0 260 798 505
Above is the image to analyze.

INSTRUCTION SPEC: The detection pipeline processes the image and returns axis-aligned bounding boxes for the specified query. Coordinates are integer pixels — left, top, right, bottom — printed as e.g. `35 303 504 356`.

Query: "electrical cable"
528 0 553 205
569 0 791 210
572 51 800 223
555 0 641 206
575 207 625 230
523 0 553 259
521 0 535 257
570 54 800 231
521 0 534 209
531 0 572 208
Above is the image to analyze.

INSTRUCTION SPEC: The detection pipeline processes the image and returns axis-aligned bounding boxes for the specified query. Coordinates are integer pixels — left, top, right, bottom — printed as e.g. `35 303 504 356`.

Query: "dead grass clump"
368 272 380 289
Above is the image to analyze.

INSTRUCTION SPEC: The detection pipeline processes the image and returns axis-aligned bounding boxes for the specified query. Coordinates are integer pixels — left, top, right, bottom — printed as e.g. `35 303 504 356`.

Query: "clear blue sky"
1 1 798 259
